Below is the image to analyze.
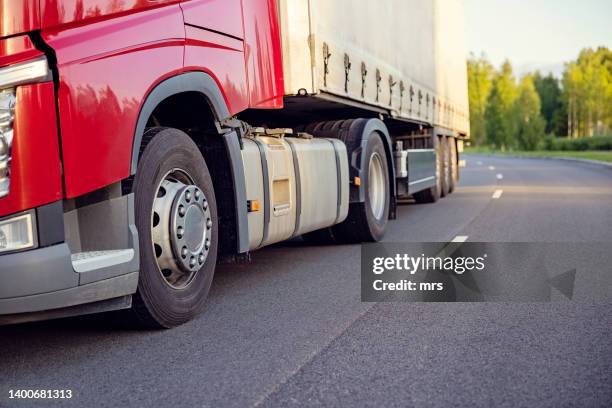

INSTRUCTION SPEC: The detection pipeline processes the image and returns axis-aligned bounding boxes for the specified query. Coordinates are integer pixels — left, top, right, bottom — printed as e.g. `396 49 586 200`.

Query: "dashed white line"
492 189 503 199
488 165 495 170
451 235 469 243
459 159 467 168
477 161 483 166
496 174 504 180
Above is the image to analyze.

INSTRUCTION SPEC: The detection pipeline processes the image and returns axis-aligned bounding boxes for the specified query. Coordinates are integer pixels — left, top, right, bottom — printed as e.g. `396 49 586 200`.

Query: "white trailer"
278 0 469 135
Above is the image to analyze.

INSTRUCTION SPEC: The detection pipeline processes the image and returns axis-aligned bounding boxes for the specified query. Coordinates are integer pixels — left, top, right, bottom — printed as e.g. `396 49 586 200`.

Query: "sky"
464 0 612 77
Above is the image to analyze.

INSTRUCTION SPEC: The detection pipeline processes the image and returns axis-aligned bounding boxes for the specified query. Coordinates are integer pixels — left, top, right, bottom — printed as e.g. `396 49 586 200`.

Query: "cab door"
181 0 249 115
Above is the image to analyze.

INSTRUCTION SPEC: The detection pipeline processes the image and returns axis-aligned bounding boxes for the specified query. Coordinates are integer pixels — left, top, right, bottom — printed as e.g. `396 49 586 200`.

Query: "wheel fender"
130 72 249 254
130 72 231 174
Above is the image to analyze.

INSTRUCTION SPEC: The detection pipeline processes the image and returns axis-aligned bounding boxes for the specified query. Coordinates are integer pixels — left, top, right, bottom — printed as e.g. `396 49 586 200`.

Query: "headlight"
0 212 36 254
0 89 15 198
0 57 50 198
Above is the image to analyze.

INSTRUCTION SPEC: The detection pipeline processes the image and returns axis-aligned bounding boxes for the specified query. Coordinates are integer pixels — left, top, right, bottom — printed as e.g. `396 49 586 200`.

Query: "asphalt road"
1 154 611 408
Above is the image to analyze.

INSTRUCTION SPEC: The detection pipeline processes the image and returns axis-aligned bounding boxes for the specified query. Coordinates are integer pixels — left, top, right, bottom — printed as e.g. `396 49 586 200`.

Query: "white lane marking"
477 161 483 165
451 235 469 243
459 159 466 168
492 189 503 199
496 174 504 180
488 165 495 170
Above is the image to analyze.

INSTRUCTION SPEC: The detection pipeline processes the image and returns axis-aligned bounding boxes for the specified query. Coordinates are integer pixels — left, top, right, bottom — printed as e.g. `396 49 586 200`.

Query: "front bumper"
0 241 138 323
0 242 76 303
0 200 139 324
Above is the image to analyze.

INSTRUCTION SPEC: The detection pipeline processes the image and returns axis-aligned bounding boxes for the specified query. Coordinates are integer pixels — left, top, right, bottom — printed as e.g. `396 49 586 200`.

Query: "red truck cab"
0 0 285 326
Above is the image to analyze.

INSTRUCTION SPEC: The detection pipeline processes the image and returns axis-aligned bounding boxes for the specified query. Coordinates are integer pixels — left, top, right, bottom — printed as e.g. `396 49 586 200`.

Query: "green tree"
513 75 546 150
485 60 518 149
484 85 504 147
467 54 495 145
563 47 612 137
550 98 568 137
533 71 563 134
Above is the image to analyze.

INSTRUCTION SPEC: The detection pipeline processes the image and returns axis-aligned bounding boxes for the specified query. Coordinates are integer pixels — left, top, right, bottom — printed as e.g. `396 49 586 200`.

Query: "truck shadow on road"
0 238 353 342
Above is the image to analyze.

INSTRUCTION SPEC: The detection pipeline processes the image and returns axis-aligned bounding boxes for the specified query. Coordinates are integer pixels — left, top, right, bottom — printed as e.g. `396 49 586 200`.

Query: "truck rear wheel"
331 132 390 243
413 136 442 203
131 127 218 328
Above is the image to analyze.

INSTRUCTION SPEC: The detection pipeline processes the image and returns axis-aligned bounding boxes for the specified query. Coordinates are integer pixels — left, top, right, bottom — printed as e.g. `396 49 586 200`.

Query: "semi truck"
0 0 469 327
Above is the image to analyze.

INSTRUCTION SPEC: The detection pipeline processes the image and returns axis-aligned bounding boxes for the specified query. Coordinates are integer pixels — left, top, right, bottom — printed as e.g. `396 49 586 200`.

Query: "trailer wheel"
332 132 390 243
448 137 458 193
413 136 442 203
131 127 218 328
440 136 452 197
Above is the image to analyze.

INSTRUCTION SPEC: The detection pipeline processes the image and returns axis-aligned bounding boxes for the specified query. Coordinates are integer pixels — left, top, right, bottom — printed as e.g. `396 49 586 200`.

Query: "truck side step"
71 250 135 273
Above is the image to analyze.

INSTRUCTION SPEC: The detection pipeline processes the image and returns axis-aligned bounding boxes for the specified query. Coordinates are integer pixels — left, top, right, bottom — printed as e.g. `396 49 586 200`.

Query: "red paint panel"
0 35 43 69
44 6 185 198
40 0 180 29
180 0 244 40
184 25 249 116
0 83 63 217
242 0 284 109
0 0 40 38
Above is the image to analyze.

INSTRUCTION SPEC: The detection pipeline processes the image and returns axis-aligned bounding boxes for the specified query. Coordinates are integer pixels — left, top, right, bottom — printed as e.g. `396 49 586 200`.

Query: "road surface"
1 155 611 407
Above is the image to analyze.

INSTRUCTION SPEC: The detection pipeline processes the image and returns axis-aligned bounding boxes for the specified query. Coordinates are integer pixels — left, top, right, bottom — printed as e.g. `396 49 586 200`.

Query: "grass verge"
465 148 612 164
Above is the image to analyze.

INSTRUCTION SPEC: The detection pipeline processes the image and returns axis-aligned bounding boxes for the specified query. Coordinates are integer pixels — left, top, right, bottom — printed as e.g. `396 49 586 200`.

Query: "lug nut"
178 205 186 217
181 247 188 258
185 190 192 202
189 256 197 268
177 226 184 239
203 200 208 210
198 253 205 264
205 239 210 250
206 219 212 229
194 190 201 200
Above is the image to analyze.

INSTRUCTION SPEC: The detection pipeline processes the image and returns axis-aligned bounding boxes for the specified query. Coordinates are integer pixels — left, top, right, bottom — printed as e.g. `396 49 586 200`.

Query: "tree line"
468 47 612 150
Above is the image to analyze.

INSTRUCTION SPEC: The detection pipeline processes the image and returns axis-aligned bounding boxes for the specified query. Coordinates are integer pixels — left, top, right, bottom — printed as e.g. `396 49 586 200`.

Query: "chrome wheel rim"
368 152 386 220
151 169 212 289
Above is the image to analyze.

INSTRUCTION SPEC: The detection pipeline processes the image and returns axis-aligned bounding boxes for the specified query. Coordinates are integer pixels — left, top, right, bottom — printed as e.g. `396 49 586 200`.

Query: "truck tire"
448 136 458 193
413 136 442 203
131 127 218 328
331 132 390 243
440 136 451 197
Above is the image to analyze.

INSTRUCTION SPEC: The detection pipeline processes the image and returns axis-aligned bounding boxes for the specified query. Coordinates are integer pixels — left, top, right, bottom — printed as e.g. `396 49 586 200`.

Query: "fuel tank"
241 133 349 250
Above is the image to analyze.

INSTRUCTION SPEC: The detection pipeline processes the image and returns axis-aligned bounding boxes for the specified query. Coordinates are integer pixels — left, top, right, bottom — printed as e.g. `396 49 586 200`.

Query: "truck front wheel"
131 127 218 328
